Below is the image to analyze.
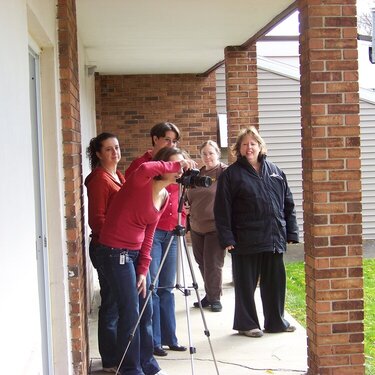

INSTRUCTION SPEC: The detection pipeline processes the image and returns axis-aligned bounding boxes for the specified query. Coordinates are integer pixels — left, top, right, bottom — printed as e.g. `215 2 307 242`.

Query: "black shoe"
168 344 187 352
193 296 210 308
263 325 296 333
153 347 168 356
210 301 222 312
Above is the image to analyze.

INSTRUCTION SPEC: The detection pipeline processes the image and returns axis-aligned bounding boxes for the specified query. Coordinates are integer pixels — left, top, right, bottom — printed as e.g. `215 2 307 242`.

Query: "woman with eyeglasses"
125 122 188 357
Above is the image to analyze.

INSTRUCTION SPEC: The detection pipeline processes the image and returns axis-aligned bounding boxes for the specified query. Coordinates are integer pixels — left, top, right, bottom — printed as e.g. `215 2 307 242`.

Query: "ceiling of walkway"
76 0 297 75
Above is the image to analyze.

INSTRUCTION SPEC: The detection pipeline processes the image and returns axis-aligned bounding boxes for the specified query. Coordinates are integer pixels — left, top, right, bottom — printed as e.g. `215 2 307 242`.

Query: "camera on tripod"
176 168 212 188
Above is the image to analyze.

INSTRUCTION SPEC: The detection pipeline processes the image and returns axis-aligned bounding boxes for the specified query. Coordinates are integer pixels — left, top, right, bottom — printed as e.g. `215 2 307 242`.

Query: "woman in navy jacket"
214 126 299 338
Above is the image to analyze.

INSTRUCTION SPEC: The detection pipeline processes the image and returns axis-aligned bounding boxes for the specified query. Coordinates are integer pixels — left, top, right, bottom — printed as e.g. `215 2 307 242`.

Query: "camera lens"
176 169 212 188
191 176 212 188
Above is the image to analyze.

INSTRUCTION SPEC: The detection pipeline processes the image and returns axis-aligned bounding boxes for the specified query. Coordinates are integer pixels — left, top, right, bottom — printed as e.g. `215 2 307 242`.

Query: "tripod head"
176 169 212 215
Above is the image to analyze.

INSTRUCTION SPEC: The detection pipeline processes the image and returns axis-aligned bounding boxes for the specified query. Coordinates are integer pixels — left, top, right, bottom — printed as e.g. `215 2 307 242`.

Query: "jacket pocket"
235 220 265 246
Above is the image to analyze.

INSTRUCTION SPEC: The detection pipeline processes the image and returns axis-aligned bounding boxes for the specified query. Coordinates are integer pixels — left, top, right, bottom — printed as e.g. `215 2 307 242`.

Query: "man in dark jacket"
214 126 299 338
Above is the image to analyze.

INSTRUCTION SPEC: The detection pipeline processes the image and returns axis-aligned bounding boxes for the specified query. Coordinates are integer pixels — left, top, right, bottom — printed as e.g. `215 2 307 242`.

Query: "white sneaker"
156 370 168 375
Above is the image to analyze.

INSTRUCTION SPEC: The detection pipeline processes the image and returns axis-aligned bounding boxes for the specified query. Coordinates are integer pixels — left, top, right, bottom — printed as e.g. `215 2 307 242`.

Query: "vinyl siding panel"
360 99 375 238
216 64 375 240
216 65 226 114
257 69 304 239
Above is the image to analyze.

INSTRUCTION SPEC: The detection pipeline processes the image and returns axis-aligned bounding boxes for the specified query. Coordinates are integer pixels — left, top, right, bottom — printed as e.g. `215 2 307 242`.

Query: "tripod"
116 183 220 375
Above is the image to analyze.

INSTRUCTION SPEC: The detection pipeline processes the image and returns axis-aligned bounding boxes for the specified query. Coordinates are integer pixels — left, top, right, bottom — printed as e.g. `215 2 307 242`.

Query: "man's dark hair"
150 122 180 146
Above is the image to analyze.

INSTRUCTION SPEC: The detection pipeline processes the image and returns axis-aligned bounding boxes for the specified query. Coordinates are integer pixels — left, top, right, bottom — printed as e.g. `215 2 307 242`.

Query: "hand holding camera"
179 158 197 171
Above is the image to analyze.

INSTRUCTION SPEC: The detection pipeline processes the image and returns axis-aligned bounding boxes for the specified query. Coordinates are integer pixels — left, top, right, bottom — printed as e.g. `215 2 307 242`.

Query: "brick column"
298 0 364 373
224 45 259 163
58 0 89 373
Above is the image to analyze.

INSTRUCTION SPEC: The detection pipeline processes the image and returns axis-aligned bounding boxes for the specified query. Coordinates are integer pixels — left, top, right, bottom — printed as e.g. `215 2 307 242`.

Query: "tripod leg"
150 233 179 349
181 235 220 375
115 280 153 375
116 237 176 375
176 235 196 375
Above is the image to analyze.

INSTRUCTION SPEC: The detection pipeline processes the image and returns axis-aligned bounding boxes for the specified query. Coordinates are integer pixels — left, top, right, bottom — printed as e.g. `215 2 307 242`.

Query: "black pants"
232 251 290 332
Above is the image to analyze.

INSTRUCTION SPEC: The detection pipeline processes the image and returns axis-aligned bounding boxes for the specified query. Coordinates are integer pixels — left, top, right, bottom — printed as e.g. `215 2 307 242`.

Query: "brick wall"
95 73 217 172
298 0 364 373
58 1 88 373
224 46 259 163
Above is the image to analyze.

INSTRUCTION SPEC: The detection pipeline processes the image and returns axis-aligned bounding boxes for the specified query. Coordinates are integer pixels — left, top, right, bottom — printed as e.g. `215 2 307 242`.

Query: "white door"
29 49 53 374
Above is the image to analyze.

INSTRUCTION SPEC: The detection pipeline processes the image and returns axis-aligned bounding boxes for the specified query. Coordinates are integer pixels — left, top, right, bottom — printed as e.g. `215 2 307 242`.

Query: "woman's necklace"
204 163 220 183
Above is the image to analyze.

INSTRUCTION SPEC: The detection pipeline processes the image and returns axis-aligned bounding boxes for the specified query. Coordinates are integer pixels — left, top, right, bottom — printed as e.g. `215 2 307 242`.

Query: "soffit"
76 0 296 75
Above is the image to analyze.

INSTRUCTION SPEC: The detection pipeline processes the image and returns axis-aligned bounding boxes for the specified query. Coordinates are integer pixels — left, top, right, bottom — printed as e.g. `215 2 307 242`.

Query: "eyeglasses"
163 137 179 145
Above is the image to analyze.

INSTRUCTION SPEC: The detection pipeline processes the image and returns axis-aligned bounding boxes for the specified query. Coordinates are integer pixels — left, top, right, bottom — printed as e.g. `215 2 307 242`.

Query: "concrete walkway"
89 247 308 375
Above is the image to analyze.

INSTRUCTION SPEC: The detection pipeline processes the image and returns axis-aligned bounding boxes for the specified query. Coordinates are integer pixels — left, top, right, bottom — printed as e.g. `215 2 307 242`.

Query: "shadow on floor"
89 250 308 375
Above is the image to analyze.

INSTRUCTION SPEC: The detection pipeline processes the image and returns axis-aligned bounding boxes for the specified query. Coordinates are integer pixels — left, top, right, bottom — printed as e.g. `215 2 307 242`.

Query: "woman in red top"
98 147 194 375
85 132 125 372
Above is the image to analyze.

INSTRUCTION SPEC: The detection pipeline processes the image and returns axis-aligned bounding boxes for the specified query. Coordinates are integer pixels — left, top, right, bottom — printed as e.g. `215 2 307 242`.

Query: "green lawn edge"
285 258 375 373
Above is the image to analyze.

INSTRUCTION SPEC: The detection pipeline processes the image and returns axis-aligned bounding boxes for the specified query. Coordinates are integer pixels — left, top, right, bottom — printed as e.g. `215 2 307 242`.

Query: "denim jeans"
89 241 118 368
100 245 160 375
149 229 179 348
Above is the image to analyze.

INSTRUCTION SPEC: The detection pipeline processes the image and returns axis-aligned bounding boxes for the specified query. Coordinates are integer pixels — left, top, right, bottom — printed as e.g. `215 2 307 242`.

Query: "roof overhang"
76 0 297 75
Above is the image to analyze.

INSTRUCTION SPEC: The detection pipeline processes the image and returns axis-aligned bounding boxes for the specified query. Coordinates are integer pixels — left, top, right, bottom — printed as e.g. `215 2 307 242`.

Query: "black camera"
176 168 212 188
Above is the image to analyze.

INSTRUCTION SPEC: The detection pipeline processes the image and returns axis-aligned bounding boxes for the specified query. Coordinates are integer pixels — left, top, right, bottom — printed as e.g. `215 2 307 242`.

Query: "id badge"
119 253 125 265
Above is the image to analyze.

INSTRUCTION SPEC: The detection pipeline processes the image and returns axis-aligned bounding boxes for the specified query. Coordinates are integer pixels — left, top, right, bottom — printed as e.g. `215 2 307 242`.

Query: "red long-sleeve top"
84 167 125 243
125 151 186 230
99 160 182 276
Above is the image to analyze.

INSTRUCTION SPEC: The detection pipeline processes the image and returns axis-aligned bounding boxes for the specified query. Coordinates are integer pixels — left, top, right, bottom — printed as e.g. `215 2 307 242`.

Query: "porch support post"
224 45 259 163
298 0 365 373
58 0 89 373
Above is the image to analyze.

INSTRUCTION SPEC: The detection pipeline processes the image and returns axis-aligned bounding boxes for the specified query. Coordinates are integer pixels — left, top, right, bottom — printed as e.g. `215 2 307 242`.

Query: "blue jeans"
89 241 118 368
100 246 160 375
149 229 179 348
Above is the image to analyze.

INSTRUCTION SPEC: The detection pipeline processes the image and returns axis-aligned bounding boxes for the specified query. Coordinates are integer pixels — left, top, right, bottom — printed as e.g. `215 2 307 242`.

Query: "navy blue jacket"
214 156 299 254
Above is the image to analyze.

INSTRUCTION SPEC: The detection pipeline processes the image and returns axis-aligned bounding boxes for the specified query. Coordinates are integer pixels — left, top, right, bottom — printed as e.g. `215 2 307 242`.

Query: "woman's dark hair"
153 146 184 162
86 132 118 170
150 122 180 146
152 147 185 180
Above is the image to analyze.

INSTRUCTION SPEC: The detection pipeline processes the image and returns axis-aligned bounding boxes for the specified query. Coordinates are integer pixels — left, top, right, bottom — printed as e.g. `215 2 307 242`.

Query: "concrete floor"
88 240 374 374
89 249 309 375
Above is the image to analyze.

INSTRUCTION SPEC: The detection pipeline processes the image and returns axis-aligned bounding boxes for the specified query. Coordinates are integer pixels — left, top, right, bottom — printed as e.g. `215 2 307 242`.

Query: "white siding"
216 64 375 240
257 69 304 239
360 98 375 238
216 64 226 114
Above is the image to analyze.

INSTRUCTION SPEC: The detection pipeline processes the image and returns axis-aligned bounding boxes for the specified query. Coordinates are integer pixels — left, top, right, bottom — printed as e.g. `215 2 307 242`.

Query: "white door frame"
29 47 53 374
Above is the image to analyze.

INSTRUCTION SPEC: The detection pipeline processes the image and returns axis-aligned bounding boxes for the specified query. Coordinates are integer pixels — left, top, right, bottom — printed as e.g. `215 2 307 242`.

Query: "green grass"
285 259 375 374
